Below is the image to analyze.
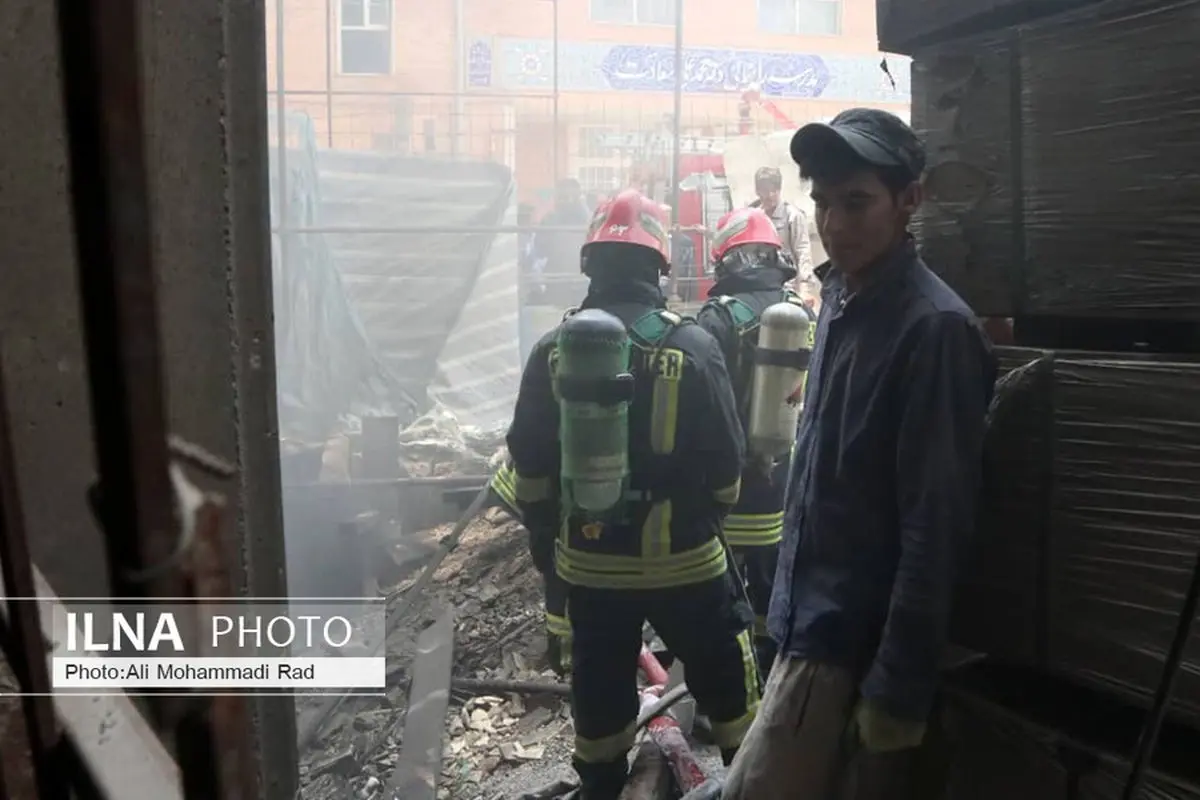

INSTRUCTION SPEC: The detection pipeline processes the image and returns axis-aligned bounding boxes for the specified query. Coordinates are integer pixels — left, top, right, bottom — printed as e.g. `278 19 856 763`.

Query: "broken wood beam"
388 609 455 800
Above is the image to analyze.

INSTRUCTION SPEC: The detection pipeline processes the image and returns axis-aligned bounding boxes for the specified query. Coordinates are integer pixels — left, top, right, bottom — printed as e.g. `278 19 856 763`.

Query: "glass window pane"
367 0 391 26
758 0 797 34
341 29 390 74
591 0 635 24
637 0 676 25
340 0 365 28
798 0 840 34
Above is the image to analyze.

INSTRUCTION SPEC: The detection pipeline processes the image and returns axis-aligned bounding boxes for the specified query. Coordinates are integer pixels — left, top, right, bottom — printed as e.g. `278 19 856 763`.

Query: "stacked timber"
958 351 1200 727
907 0 1200 322
941 663 1200 799
884 0 1200 793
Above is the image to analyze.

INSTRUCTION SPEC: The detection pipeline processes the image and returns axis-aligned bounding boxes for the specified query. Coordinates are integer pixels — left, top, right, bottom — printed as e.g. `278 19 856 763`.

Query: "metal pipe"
266 88 552 99
275 0 289 259
270 224 596 234
669 0 684 299
453 0 465 156
325 0 334 147
552 0 560 184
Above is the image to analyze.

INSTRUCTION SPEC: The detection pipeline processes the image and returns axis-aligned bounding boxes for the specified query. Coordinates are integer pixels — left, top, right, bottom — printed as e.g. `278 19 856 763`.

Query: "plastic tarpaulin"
268 112 408 446
313 149 521 430
267 111 522 443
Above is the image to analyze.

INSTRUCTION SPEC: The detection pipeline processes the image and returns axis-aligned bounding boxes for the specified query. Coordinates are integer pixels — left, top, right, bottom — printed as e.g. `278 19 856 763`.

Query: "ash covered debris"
310 406 507 484
397 407 509 478
297 505 577 800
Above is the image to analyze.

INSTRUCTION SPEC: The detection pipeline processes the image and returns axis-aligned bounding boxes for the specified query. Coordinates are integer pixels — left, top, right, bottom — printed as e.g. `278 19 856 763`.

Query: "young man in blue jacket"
722 109 997 799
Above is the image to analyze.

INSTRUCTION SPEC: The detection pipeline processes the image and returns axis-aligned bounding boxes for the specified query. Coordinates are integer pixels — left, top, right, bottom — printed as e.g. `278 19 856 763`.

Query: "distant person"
748 166 814 299
531 178 591 308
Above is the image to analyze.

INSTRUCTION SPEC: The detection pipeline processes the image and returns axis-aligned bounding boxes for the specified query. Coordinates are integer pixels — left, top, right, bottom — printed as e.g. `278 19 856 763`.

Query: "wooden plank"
388 609 455 800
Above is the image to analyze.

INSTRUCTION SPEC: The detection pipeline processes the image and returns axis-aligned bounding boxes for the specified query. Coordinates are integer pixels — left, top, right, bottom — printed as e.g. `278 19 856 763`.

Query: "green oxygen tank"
554 309 635 515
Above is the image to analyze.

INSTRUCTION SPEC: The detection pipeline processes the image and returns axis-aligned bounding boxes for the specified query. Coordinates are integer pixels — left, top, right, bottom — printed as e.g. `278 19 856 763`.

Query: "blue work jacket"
768 238 997 721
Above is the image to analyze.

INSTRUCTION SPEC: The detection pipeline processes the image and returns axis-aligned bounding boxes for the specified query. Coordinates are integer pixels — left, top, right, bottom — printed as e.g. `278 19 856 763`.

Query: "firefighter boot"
573 759 628 800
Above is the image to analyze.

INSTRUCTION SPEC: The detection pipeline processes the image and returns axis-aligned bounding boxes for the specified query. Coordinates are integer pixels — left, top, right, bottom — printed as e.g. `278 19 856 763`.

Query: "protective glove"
546 633 572 678
523 500 559 575
527 526 554 576
848 699 927 754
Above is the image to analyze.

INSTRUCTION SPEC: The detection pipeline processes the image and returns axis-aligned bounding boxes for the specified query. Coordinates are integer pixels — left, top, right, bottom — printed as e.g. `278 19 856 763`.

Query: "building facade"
266 0 910 205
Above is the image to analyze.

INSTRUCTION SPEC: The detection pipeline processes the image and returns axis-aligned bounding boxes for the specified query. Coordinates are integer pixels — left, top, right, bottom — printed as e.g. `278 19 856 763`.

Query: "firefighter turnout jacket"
696 274 814 548
505 280 746 591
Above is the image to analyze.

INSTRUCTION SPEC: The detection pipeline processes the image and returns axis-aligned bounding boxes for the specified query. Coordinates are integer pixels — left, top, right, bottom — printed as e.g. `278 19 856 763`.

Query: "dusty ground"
297 506 581 800
296 504 731 800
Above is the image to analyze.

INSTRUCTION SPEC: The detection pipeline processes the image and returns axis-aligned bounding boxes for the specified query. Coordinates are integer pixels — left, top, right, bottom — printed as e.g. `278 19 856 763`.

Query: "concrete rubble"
296 504 578 800
396 407 509 478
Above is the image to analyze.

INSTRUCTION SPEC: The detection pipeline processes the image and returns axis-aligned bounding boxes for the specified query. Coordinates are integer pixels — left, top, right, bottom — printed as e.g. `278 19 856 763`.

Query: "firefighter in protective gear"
489 461 572 676
506 189 760 800
695 208 816 677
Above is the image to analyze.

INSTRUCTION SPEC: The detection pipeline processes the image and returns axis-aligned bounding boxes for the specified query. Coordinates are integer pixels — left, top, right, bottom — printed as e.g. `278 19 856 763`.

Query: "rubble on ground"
297 506 576 800
317 405 507 483
397 407 508 477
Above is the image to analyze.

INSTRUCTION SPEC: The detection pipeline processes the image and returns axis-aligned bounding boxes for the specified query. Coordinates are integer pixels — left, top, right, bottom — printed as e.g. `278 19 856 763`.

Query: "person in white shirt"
748 166 816 302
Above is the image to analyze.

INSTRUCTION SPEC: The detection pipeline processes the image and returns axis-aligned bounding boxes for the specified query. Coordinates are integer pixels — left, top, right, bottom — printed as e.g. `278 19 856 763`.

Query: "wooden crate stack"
886 0 1200 795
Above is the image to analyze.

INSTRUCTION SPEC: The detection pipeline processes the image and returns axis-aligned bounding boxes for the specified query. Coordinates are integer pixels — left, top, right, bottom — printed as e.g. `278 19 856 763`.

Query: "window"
339 0 392 75
578 166 623 192
578 127 624 159
758 0 841 35
590 0 676 26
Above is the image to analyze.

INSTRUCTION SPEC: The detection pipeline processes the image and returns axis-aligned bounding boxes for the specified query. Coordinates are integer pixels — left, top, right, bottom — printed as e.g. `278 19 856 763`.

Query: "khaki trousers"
722 655 944 800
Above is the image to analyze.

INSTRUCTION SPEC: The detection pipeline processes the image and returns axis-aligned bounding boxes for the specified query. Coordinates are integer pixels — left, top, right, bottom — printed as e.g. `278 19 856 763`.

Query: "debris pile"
398 407 507 477
298 506 577 800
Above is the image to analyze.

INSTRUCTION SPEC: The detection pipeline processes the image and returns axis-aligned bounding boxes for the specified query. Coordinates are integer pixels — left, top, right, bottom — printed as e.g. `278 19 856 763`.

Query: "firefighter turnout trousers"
544 569 571 675
569 572 760 798
731 543 780 676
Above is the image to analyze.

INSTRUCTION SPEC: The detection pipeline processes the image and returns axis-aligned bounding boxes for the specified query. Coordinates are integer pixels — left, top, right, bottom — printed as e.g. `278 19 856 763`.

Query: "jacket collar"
707 267 789 298
581 278 666 311
816 236 916 307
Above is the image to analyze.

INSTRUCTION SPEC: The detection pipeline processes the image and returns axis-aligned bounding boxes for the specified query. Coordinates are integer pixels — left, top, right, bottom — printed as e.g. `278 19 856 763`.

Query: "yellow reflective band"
723 511 784 546
490 465 520 513
709 707 758 751
555 538 727 589
574 721 636 764
545 611 572 637
707 629 760 750
648 351 682 455
738 629 760 705
640 500 672 559
713 478 741 505
514 474 552 503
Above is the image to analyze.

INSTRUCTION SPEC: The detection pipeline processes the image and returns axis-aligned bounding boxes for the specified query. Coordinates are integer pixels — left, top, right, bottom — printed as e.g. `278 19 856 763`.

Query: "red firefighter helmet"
582 189 671 274
710 207 782 264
